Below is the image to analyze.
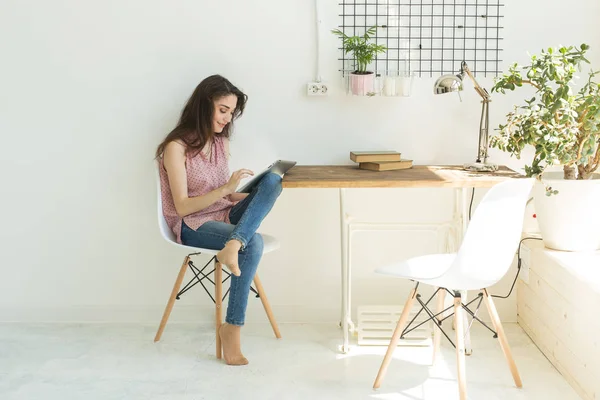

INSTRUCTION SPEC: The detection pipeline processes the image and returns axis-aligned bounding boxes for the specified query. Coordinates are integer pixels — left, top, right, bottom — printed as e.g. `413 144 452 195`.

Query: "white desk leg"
457 187 473 355
339 188 351 353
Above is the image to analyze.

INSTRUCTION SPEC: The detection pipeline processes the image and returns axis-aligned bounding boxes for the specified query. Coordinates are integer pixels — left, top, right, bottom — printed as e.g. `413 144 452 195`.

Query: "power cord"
491 237 543 299
468 187 475 220
314 0 323 82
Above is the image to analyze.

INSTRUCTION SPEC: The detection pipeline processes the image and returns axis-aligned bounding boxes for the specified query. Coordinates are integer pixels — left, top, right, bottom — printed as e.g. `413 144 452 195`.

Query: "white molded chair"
373 178 534 400
153 163 282 359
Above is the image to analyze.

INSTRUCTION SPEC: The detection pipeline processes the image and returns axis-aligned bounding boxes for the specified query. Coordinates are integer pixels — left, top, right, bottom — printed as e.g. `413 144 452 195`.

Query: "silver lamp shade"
433 73 464 95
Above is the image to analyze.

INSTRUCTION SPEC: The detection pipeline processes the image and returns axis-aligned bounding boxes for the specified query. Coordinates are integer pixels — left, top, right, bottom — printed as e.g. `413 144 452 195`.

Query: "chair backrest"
155 160 178 244
449 177 534 287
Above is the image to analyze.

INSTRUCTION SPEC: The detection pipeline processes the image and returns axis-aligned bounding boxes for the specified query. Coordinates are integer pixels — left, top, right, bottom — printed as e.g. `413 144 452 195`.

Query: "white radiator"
357 305 433 347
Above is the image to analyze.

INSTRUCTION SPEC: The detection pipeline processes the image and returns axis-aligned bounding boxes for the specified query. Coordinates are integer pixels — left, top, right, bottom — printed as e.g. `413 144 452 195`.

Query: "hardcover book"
350 151 402 163
358 159 413 171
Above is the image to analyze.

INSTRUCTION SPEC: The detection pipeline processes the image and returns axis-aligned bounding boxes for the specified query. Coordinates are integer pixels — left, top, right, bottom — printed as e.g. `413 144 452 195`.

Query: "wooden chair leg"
454 295 468 400
253 274 281 339
483 289 523 388
432 288 446 365
373 287 418 389
154 256 190 342
215 261 223 359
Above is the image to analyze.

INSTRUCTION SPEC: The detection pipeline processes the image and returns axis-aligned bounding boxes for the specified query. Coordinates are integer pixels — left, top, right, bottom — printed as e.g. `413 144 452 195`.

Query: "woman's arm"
229 192 249 202
163 141 237 218
223 137 249 202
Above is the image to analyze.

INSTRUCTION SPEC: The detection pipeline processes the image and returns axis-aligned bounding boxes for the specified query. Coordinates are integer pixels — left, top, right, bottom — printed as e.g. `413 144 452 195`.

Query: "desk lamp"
434 61 498 172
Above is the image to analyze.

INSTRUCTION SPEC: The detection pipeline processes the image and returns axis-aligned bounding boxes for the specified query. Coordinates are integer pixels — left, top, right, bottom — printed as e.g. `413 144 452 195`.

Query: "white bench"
518 240 600 400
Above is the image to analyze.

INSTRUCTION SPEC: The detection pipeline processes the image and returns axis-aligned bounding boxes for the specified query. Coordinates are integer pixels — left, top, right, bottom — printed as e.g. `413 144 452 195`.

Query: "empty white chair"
373 178 534 400
153 163 282 359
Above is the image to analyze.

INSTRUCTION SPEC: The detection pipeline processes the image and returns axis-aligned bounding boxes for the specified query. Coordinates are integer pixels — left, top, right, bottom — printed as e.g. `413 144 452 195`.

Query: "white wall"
1 0 599 325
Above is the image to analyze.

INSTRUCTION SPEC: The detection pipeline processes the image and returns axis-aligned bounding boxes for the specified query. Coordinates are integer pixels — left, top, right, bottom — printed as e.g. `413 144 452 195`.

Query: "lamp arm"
461 61 491 163
478 99 490 163
461 61 491 102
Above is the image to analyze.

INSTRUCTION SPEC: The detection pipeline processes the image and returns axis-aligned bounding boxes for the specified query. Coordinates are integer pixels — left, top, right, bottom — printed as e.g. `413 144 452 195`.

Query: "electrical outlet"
307 83 319 95
307 82 328 96
319 83 329 95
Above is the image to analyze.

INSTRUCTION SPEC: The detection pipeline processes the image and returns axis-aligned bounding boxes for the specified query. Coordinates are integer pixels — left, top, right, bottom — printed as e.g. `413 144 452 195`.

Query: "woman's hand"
223 169 254 195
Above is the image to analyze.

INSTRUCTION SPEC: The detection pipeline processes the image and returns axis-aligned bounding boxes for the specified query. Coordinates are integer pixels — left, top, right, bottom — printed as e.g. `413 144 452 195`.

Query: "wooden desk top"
282 165 523 189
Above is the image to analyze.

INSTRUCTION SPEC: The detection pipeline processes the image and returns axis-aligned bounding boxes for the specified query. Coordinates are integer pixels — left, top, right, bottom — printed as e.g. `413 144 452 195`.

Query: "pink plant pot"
350 73 374 96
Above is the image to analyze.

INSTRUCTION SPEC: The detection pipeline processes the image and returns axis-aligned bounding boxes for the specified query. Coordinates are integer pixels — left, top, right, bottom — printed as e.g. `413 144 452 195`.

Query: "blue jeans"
180 172 282 326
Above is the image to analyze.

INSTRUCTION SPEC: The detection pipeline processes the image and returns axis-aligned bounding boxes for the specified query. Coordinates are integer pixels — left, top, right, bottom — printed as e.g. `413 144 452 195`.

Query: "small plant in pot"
490 44 600 251
332 26 387 96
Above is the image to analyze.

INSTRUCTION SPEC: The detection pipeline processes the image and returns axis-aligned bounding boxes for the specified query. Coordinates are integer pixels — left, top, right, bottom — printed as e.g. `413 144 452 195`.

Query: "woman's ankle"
225 239 243 251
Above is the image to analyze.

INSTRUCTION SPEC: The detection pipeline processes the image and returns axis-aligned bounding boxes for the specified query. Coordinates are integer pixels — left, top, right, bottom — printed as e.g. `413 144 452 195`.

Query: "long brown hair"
156 75 248 158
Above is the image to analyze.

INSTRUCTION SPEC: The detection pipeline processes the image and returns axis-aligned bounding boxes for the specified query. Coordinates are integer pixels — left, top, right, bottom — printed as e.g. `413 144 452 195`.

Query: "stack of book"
350 151 413 171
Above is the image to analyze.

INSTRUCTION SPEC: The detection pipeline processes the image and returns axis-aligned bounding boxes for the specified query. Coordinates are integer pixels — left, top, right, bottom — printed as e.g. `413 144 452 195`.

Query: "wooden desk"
282 165 522 189
282 165 523 353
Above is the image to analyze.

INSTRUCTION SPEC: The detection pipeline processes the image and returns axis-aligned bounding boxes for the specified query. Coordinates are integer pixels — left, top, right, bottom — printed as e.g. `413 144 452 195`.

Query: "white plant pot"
533 171 600 251
349 72 374 96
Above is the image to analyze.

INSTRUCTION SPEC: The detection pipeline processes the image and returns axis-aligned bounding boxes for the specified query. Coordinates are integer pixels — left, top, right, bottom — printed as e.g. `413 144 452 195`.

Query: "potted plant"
490 44 600 251
332 26 387 96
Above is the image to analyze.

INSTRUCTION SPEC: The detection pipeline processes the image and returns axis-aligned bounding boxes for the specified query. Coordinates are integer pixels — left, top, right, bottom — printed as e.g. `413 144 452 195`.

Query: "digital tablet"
236 160 297 193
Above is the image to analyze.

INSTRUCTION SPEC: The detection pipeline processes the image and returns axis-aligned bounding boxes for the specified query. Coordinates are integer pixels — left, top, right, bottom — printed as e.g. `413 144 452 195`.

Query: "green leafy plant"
490 44 600 180
331 26 387 74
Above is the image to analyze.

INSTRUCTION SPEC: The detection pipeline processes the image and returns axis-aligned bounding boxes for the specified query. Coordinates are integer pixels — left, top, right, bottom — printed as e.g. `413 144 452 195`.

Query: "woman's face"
213 94 238 133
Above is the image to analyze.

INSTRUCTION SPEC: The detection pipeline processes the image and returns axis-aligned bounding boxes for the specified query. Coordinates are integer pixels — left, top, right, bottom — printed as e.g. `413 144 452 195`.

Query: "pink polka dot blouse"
159 135 235 244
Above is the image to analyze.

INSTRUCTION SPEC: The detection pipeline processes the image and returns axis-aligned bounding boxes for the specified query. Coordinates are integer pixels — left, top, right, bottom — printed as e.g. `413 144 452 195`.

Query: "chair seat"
375 252 498 291
167 233 280 255
376 253 457 281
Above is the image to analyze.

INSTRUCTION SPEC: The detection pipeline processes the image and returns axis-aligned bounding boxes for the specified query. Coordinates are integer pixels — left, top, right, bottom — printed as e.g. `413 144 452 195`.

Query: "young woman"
156 75 282 365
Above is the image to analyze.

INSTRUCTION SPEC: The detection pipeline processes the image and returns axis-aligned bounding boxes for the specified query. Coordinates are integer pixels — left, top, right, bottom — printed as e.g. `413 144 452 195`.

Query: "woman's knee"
260 172 282 193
